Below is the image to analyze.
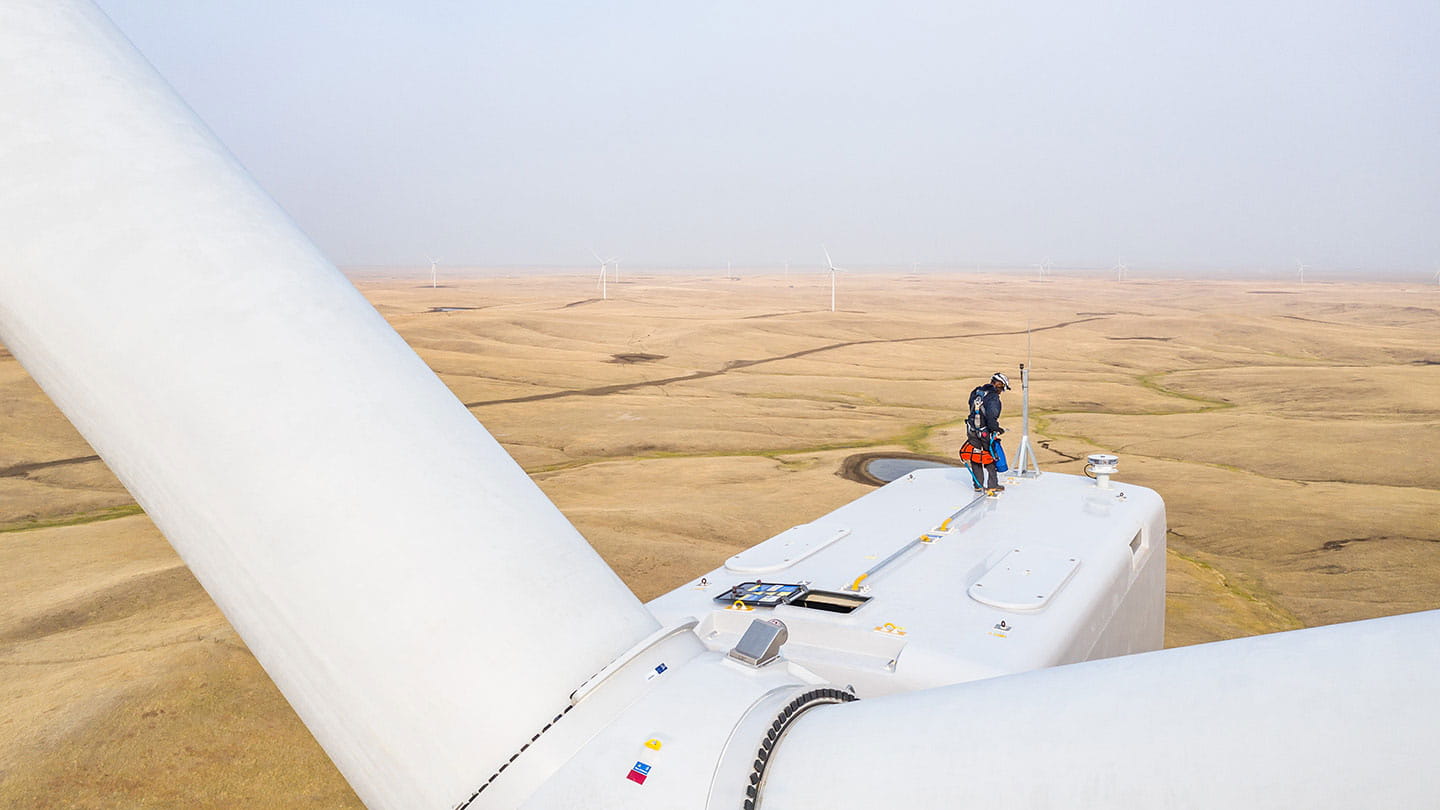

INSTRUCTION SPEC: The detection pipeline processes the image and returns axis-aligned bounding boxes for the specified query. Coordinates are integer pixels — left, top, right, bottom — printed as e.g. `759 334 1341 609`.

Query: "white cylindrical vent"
1087 453 1120 488
0 3 658 808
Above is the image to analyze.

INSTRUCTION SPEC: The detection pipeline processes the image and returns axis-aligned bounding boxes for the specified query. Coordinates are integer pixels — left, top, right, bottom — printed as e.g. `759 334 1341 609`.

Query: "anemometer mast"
1009 321 1041 478
1011 362 1042 477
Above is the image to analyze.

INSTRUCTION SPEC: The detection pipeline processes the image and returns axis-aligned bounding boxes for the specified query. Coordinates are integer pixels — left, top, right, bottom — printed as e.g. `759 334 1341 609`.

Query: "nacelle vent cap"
1086 454 1120 489
1086 453 1119 474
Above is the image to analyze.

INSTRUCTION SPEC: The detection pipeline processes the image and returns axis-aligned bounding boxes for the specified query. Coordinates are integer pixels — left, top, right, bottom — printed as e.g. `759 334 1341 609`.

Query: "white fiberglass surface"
649 469 1164 694
0 3 657 808
760 610 1440 808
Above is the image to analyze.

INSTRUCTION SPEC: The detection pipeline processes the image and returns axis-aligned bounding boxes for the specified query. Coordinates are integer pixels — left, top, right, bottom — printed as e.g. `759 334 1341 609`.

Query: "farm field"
3 271 1437 807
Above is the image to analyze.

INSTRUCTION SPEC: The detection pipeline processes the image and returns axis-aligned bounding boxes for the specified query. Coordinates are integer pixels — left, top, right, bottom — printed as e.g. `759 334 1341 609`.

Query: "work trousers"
969 461 999 489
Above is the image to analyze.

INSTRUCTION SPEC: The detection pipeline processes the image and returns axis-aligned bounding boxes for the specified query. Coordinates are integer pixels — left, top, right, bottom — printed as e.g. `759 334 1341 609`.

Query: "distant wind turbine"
823 246 847 312
425 254 439 289
1297 260 1309 285
590 248 613 301
1036 260 1051 281
1114 257 1128 282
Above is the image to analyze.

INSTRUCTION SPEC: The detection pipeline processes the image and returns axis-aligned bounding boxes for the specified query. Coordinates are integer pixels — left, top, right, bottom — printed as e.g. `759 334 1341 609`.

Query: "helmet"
990 372 1011 390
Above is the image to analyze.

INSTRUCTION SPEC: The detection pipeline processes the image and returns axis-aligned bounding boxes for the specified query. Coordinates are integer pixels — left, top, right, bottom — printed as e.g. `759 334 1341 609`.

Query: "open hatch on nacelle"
714 581 871 613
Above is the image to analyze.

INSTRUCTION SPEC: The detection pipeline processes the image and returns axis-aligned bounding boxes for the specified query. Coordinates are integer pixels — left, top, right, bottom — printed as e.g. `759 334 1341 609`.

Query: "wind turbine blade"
0 7 659 809
762 610 1440 808
822 245 834 270
590 247 604 263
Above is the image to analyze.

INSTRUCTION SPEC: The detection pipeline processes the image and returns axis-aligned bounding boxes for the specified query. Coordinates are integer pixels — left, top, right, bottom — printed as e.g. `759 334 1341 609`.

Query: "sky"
94 0 1440 275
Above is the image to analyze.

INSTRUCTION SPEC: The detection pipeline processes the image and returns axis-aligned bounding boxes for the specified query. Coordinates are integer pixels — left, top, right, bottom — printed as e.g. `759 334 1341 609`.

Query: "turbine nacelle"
3 6 1436 809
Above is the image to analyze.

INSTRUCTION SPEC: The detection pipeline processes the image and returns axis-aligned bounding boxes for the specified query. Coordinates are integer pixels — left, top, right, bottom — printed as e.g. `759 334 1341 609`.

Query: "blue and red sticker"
626 761 652 784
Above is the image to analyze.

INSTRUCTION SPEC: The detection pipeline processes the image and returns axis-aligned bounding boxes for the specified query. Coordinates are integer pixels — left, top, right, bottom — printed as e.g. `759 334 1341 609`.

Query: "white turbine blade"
0 5 659 810
762 610 1440 808
822 245 834 270
589 246 604 263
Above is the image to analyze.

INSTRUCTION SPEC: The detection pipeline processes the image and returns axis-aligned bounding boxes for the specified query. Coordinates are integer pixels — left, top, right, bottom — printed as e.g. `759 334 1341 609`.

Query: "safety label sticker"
627 761 652 785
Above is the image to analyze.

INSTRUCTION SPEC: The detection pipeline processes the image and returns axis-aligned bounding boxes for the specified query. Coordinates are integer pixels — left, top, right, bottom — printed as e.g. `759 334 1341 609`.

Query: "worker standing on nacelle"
961 372 1010 495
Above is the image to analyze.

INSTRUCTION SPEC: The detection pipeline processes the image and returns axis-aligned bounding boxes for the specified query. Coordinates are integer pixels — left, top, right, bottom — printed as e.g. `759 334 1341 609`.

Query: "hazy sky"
94 1 1439 273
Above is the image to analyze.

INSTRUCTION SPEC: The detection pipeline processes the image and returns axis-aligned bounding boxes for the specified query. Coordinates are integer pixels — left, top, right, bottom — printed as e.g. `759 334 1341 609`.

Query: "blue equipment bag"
990 437 1009 473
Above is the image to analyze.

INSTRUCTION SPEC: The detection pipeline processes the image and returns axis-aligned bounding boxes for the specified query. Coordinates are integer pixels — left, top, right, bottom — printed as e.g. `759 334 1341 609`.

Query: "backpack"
967 386 991 438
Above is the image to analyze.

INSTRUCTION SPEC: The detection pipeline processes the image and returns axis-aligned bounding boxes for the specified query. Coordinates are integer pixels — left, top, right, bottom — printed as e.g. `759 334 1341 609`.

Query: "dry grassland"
2 272 1437 807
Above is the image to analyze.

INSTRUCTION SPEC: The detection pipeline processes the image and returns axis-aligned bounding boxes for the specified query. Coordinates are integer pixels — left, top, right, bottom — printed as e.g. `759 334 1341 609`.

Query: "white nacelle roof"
647 468 1167 695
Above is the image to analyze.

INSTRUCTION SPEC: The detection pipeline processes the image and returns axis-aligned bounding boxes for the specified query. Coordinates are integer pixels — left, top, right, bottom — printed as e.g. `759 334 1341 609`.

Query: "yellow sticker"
644 738 663 751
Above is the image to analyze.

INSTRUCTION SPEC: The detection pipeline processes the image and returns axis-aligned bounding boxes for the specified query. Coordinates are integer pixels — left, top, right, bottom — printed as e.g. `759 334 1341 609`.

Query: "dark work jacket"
966 384 1002 439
